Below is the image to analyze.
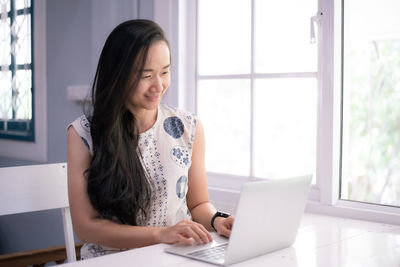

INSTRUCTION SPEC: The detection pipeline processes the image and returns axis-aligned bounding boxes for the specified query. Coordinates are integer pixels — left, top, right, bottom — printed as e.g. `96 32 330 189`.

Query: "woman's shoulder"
69 115 91 132
159 104 197 126
68 115 93 154
158 104 198 153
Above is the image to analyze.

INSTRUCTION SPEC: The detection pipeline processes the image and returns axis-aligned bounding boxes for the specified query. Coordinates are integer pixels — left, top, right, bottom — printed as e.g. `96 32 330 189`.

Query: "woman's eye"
162 71 169 75
142 75 151 79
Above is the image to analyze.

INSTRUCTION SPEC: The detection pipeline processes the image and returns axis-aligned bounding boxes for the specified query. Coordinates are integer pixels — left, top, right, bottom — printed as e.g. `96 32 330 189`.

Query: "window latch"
310 11 323 44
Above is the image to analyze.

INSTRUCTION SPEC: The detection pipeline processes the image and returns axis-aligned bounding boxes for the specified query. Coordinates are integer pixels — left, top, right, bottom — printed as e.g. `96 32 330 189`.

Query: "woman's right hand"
157 219 213 245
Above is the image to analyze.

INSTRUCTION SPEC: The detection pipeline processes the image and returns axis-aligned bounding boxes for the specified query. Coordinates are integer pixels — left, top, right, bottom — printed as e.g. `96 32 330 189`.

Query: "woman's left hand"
213 216 235 237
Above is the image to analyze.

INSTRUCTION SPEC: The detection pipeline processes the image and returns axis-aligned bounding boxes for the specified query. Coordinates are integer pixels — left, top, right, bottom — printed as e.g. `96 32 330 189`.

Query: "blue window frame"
0 0 34 141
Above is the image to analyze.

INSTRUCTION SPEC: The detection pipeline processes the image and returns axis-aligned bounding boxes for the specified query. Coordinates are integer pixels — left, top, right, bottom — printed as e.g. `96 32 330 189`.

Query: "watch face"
217 211 230 218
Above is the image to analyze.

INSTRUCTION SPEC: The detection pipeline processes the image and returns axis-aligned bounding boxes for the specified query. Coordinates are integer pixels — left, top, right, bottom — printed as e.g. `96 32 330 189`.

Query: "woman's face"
127 41 171 115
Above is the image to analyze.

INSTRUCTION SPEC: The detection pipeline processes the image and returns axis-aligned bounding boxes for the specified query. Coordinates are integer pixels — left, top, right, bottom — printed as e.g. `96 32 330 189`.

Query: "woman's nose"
152 76 163 92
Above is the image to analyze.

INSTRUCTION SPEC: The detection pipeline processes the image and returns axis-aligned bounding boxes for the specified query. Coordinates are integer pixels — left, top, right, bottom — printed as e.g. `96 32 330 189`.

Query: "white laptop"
164 175 312 266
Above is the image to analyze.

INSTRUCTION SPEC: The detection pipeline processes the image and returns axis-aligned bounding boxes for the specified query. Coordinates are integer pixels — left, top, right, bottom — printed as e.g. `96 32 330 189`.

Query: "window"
155 0 400 224
0 0 34 141
196 0 318 180
341 0 400 207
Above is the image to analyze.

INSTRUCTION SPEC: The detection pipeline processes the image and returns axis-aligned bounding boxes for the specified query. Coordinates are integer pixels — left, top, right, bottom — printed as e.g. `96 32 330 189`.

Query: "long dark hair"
86 20 169 225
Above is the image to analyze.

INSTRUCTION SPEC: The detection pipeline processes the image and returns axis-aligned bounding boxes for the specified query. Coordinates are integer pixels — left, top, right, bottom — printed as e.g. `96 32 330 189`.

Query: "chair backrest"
0 163 77 263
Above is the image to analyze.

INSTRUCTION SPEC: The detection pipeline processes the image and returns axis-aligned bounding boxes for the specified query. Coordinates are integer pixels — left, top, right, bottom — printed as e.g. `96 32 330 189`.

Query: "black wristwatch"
211 211 230 232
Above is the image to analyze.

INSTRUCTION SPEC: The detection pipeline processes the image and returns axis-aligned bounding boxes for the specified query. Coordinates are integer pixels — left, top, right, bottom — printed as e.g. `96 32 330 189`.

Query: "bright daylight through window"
197 0 317 180
0 0 33 141
341 0 400 206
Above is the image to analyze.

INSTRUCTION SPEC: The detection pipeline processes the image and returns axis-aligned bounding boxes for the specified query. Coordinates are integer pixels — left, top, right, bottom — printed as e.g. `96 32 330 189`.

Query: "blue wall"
0 0 154 254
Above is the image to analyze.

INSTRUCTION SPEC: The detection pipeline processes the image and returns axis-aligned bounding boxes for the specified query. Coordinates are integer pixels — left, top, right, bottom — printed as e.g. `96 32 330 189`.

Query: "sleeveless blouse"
68 104 197 259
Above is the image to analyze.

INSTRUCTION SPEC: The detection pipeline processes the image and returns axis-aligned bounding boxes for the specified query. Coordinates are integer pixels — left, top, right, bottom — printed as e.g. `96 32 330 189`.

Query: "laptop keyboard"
187 243 228 261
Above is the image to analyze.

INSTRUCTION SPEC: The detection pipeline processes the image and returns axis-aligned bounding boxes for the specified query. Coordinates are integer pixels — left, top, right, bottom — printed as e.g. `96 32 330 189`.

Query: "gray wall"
0 0 154 254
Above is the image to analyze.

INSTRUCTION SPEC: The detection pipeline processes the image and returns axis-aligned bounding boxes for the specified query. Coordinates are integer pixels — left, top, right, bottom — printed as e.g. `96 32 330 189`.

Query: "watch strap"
211 211 230 232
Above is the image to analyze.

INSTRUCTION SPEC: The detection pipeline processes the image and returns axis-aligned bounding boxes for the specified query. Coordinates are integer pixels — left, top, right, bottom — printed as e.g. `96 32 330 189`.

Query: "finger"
174 220 213 244
181 225 204 244
176 235 195 245
217 225 231 237
219 217 235 237
191 223 212 243
160 224 195 245
194 221 213 241
225 216 235 229
181 220 212 243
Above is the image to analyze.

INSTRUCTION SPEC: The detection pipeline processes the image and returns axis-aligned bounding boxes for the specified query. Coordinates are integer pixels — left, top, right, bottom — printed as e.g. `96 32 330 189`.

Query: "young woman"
67 19 234 259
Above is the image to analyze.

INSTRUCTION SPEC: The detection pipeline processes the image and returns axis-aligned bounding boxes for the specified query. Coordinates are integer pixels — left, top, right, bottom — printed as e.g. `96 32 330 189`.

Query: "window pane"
14 69 31 119
14 13 31 65
0 1 11 12
197 0 251 75
0 17 11 66
254 78 317 179
197 79 251 176
341 0 400 206
0 71 12 119
254 0 317 73
14 0 30 10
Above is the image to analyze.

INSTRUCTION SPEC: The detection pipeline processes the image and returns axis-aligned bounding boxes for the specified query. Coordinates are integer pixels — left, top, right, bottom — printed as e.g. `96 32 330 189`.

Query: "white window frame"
155 0 400 224
0 0 47 162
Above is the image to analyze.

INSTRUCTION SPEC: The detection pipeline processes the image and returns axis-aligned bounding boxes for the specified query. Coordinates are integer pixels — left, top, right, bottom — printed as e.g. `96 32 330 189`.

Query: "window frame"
155 0 400 224
0 0 47 162
0 0 35 141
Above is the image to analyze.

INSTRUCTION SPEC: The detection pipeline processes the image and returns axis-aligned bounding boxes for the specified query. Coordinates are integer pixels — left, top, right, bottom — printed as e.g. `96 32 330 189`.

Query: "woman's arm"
186 120 234 237
67 126 211 248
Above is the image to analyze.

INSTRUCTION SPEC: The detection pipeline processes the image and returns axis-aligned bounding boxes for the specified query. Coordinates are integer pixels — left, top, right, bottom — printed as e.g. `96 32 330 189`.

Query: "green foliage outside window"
344 39 400 206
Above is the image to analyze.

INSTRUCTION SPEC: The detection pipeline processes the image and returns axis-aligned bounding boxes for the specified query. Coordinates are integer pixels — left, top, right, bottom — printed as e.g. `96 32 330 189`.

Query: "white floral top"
68 104 197 259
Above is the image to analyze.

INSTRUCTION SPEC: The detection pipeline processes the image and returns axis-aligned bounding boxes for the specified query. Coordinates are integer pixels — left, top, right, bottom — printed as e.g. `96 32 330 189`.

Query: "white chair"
0 163 78 265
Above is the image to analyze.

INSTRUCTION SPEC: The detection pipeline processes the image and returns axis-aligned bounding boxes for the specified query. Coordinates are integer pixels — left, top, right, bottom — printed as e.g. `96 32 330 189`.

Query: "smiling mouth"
146 95 160 102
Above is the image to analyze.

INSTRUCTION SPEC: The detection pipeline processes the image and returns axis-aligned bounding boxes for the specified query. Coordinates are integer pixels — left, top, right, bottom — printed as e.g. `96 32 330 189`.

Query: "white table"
60 213 400 267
